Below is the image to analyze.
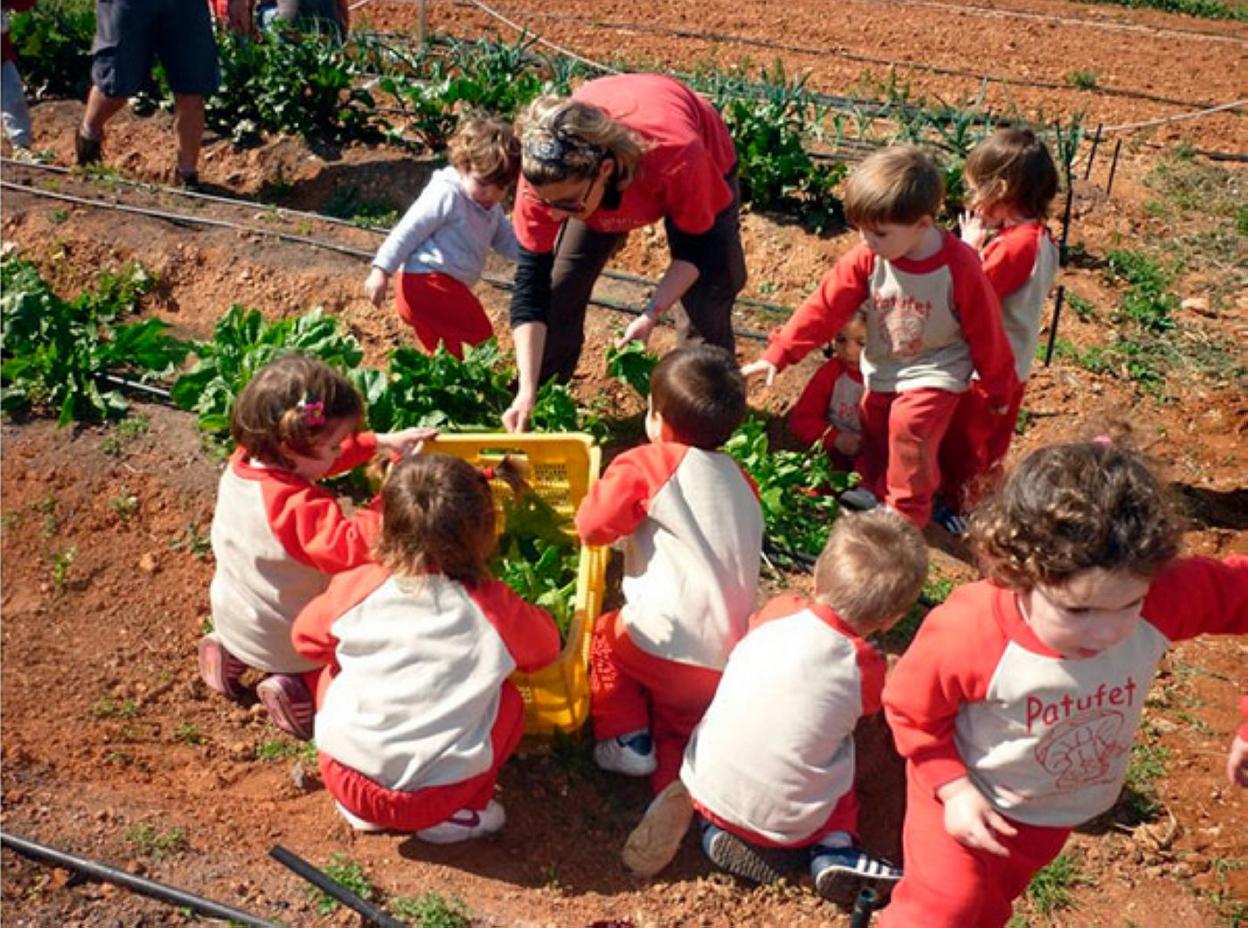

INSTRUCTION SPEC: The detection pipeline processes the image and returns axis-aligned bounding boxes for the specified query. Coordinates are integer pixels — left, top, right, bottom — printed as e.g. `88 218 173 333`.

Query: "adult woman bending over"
503 73 746 432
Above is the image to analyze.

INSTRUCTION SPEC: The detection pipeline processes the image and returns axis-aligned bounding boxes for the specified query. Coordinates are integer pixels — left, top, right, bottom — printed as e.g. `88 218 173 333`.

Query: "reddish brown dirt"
2 5 1247 924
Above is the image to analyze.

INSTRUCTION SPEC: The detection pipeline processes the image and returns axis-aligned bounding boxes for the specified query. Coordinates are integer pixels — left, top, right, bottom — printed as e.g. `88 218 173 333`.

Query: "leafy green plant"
101 415 151 457
311 854 374 915
170 523 212 561
493 490 579 640
8 0 96 99
606 341 659 398
93 696 139 720
1065 70 1099 90
173 723 204 746
1 258 188 425
171 306 363 437
1071 0 1247 20
390 892 472 928
256 738 319 762
1104 250 1178 333
48 545 76 592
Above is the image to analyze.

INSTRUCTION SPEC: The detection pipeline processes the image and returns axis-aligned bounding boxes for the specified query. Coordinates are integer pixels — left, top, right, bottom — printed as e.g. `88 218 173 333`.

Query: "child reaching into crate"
291 454 561 840
935 128 1061 533
787 309 867 473
364 115 521 359
741 145 1017 528
199 354 435 740
621 510 927 901
880 437 1248 928
576 344 763 793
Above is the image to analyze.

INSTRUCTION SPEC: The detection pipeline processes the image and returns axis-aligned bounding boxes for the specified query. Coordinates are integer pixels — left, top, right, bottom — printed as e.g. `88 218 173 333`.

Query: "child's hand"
364 267 390 308
834 431 862 457
960 211 988 251
376 427 439 459
938 776 1016 857
1228 734 1248 787
741 359 777 387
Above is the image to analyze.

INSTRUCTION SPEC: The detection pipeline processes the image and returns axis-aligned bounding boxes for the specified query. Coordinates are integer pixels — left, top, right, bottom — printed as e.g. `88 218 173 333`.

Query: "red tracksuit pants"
590 610 722 794
319 682 524 832
939 379 1028 512
692 787 859 849
859 387 962 527
879 770 1070 928
396 271 493 360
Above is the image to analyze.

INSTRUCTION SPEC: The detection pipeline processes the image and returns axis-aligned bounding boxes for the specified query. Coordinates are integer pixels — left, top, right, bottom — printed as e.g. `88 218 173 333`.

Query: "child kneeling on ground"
291 454 561 840
622 510 927 903
576 345 763 793
787 309 868 474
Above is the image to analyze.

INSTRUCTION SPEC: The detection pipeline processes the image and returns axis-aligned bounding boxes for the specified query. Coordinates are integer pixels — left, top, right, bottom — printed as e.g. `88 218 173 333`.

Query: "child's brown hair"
970 439 1182 591
649 344 746 449
815 509 928 631
230 354 363 470
965 127 1059 220
374 454 498 587
844 145 944 230
448 114 521 189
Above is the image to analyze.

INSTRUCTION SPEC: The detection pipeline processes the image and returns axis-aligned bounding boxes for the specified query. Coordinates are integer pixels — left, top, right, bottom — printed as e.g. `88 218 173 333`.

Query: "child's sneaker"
810 843 902 904
700 822 804 885
197 632 247 700
256 673 315 741
623 779 695 877
335 801 384 833
931 499 969 536
594 730 657 777
415 800 506 844
840 486 881 511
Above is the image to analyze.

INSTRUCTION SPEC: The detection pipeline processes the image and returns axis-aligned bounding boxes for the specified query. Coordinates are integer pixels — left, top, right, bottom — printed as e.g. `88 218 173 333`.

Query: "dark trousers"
539 168 747 384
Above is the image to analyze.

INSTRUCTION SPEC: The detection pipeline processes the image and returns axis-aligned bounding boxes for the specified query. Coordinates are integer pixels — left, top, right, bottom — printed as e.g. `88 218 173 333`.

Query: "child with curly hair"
881 438 1247 927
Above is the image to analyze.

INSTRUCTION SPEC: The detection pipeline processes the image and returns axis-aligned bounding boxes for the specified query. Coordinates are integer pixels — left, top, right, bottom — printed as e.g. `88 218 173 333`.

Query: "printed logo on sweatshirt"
1027 678 1139 790
874 295 934 357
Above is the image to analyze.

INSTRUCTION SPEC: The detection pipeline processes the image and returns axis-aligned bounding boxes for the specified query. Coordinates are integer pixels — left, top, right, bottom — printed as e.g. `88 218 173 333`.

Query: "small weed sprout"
312 854 375 915
124 823 187 860
1065 70 1098 90
173 723 204 745
390 892 472 927
49 545 77 592
1026 853 1090 916
170 523 211 560
110 493 139 522
93 697 139 720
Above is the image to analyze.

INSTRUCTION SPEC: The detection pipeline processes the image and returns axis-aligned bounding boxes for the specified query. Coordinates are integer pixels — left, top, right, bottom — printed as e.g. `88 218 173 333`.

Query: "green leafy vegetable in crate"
491 489 579 642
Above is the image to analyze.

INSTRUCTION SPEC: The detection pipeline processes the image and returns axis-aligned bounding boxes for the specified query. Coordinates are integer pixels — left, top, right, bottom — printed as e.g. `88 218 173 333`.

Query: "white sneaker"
594 730 658 777
840 487 881 511
623 779 695 876
415 800 506 845
335 801 384 833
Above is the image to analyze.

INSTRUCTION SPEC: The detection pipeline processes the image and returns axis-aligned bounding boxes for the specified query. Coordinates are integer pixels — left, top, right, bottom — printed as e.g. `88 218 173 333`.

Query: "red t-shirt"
513 74 737 253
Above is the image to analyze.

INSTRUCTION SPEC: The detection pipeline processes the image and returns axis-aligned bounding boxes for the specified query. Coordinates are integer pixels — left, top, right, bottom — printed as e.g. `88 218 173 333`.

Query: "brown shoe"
622 779 695 877
74 129 101 166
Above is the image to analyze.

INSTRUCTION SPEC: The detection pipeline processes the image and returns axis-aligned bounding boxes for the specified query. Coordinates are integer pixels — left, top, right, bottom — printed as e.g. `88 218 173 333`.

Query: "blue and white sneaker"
593 730 657 777
701 823 791 885
810 843 903 903
931 500 969 536
840 486 881 511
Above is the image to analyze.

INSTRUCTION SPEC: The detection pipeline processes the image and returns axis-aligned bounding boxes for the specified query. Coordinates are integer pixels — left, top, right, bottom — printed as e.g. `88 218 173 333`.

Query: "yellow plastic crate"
423 433 606 737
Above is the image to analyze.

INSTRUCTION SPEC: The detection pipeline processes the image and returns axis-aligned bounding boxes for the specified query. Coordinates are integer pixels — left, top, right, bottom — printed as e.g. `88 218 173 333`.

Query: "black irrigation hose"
0 831 284 928
269 845 408 928
850 887 879 928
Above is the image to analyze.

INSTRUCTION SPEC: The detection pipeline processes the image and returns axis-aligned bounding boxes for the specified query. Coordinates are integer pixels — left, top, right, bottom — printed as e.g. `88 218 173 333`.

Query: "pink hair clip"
298 396 326 427
480 466 496 481
1092 434 1113 446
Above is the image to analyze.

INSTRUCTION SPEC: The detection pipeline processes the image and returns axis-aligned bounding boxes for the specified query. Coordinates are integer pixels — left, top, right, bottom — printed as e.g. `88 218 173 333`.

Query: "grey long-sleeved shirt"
371 166 519 285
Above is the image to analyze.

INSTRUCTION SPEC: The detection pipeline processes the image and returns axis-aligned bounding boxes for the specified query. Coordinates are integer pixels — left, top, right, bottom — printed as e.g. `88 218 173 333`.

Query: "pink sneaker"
415 800 506 844
256 673 315 741
197 633 247 700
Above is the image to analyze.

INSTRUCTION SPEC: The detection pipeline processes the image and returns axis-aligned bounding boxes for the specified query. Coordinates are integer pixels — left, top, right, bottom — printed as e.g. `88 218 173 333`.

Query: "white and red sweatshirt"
681 594 885 845
575 442 762 671
762 233 1017 403
980 221 1059 382
292 563 560 791
884 556 1248 828
787 357 864 454
209 433 381 674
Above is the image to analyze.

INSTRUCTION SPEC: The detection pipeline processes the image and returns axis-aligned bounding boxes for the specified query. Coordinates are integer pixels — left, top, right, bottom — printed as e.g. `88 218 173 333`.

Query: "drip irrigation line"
1 172 772 342
270 846 407 928
1101 97 1248 133
0 831 284 928
446 3 1221 111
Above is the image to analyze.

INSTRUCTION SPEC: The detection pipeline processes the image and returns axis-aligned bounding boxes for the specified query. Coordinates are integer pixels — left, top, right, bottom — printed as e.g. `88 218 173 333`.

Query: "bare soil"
2 2 1246 924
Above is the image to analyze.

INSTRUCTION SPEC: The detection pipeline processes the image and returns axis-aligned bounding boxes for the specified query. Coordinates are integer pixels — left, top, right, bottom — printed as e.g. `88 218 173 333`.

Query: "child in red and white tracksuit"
200 354 433 740
625 511 926 898
881 438 1248 928
291 454 560 840
938 129 1061 520
743 145 1017 528
364 116 520 359
787 310 867 473
577 345 762 793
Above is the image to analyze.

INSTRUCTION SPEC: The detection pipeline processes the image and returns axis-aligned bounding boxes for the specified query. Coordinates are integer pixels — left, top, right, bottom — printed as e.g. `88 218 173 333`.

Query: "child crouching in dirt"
576 345 763 794
364 115 521 359
200 354 434 740
880 437 1248 928
291 454 561 840
787 309 867 474
621 510 926 903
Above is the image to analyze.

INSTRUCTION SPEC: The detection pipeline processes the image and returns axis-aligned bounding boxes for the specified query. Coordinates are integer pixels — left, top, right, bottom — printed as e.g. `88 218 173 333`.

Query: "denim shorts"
91 0 220 98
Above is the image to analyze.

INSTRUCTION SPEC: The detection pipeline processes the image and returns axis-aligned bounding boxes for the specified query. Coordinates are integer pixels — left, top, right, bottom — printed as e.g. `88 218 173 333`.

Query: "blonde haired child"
787 310 867 473
199 354 434 739
936 128 1061 530
364 115 521 359
291 454 560 839
881 439 1247 927
743 145 1017 528
576 345 763 793
623 510 926 900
